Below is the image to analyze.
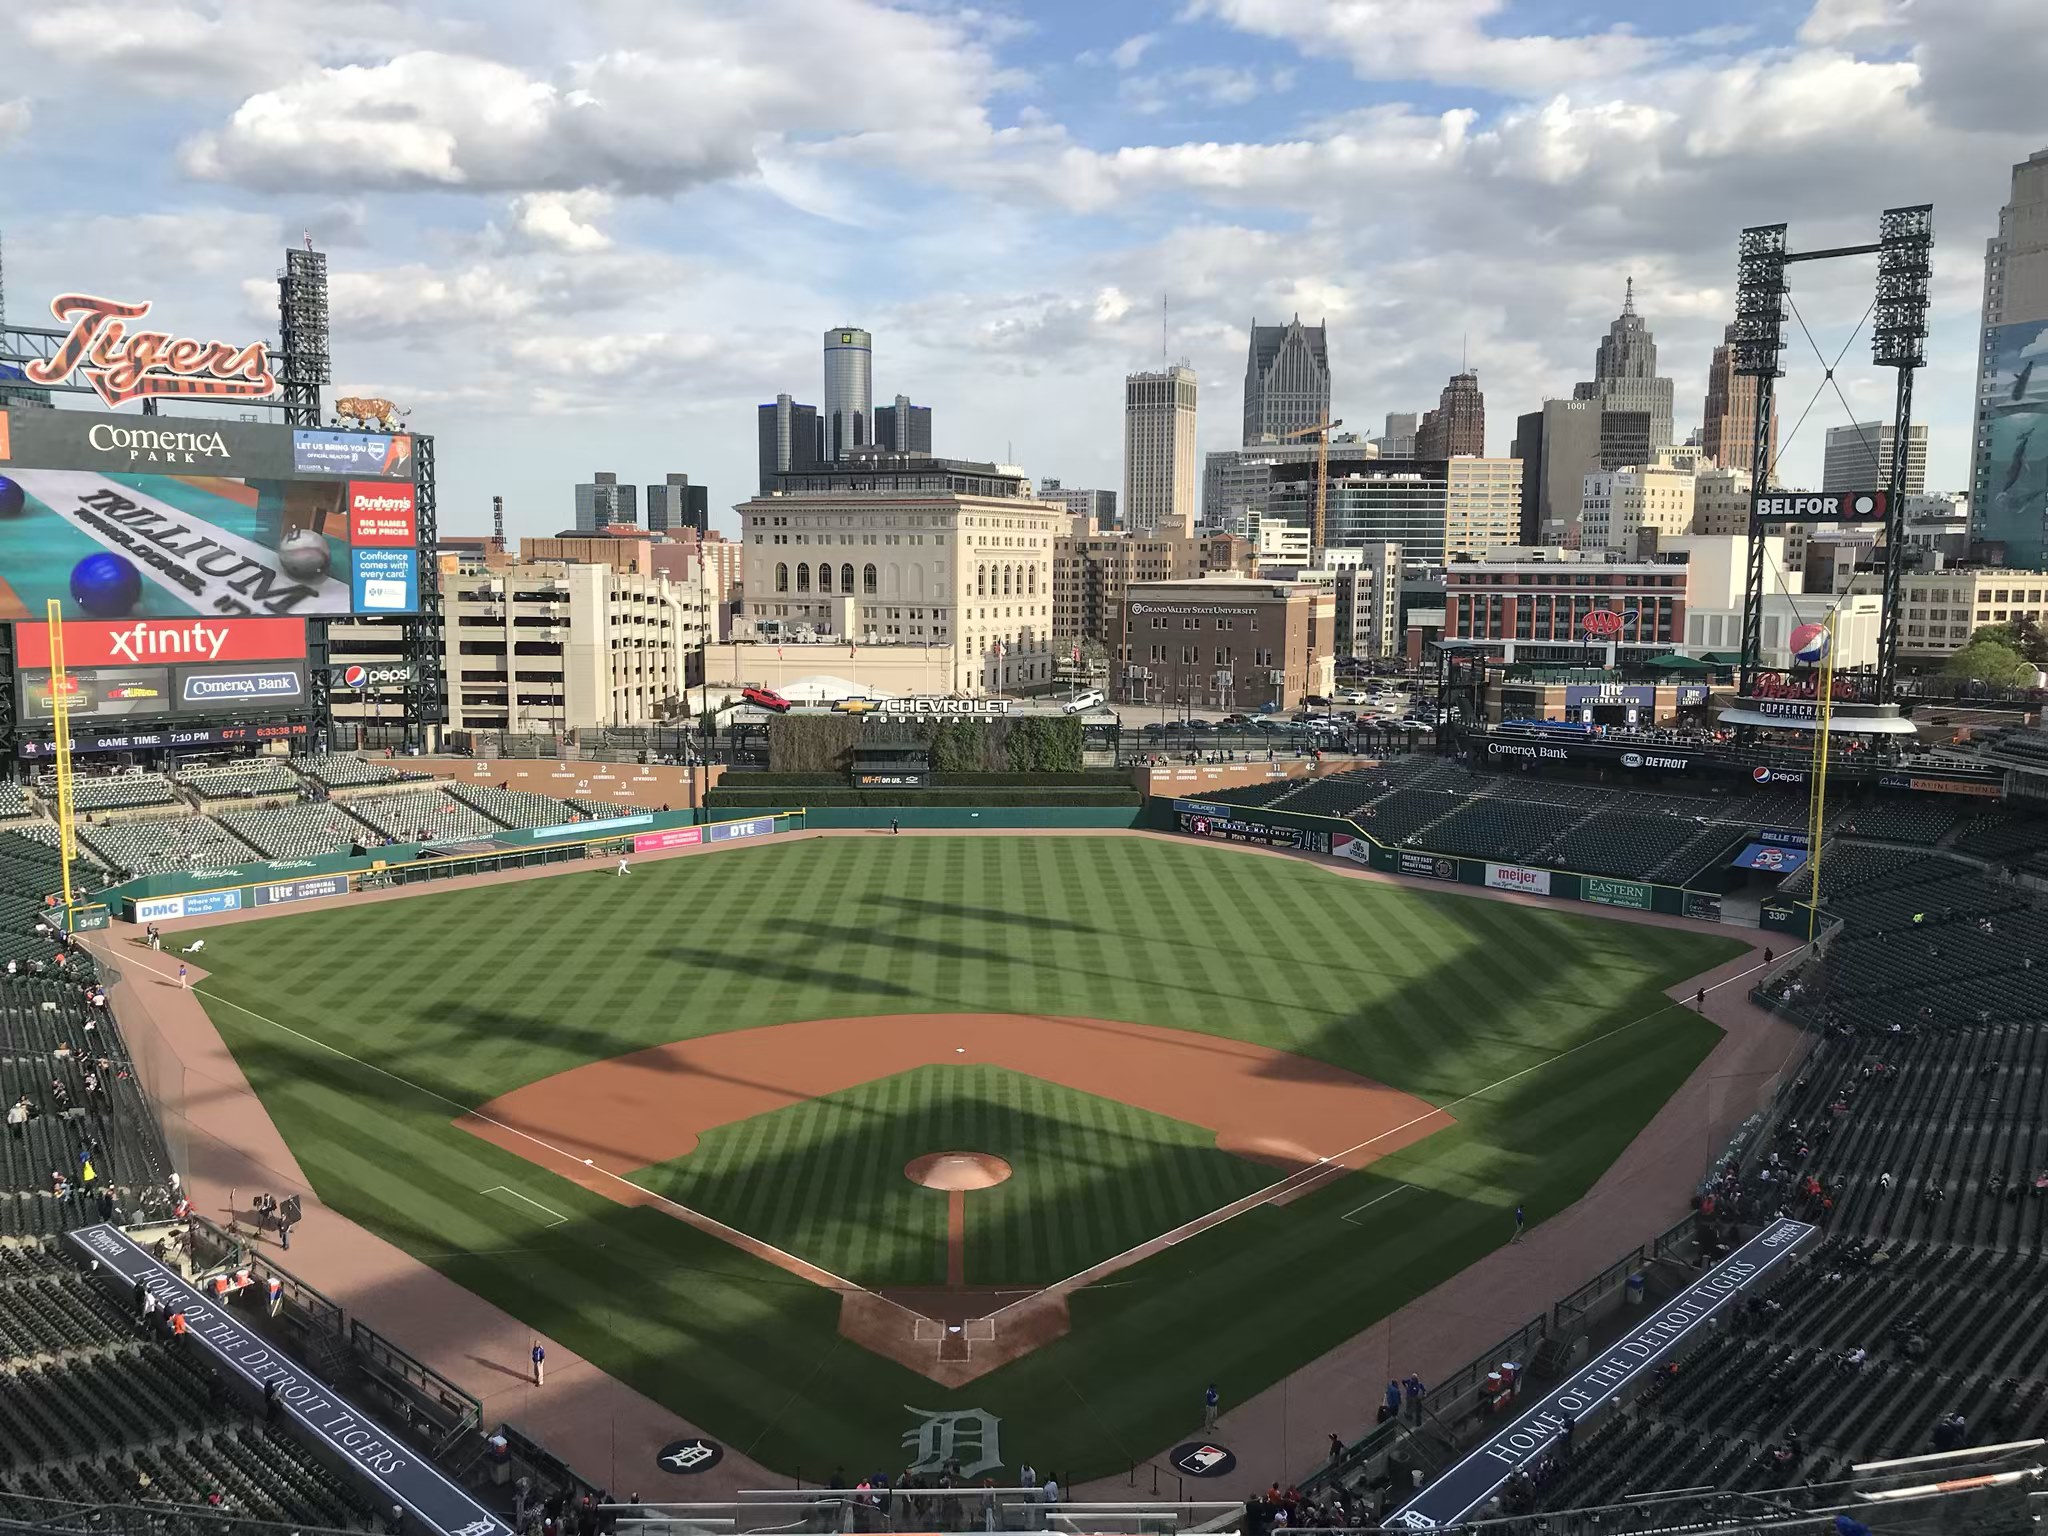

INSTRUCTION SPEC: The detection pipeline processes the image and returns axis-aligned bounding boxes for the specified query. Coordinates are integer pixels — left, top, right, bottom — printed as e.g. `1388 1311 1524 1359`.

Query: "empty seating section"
215 804 373 860
62 776 179 813
77 816 249 880
0 783 31 823
567 796 622 818
0 1241 377 1530
290 753 426 789
1840 797 1965 845
1546 813 1703 878
343 790 503 843
450 783 583 829
1202 779 1300 810
1422 798 1582 862
1359 788 1463 844
173 761 301 799
0 834 98 974
1956 811 2048 864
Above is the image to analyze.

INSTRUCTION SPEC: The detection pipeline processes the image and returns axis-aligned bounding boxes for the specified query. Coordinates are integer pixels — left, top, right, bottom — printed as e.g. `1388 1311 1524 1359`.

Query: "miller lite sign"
22 294 277 408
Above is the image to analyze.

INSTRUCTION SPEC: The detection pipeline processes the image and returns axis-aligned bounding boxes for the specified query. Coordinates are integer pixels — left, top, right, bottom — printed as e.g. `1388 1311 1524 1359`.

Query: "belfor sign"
22 294 277 408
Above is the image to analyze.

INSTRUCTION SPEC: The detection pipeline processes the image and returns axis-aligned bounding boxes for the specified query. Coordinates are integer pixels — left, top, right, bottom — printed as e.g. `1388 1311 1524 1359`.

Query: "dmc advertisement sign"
1583 876 1652 910
1484 863 1552 896
134 889 243 922
1398 850 1459 881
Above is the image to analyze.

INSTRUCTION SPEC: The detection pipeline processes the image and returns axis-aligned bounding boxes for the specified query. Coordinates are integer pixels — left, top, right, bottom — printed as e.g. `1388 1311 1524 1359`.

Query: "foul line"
481 1185 569 1228
984 946 1794 1323
1339 1185 1412 1225
188 987 924 1325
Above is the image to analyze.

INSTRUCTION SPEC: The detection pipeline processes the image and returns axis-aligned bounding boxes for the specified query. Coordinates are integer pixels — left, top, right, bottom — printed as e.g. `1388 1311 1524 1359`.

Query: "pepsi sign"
334 662 414 689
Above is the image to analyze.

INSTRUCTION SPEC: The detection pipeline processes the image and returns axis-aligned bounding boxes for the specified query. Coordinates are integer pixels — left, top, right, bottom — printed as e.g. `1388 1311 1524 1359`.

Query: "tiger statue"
334 396 409 431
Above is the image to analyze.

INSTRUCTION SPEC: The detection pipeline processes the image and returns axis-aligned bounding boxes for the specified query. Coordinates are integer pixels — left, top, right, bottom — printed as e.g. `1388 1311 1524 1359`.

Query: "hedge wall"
763 714 1087 774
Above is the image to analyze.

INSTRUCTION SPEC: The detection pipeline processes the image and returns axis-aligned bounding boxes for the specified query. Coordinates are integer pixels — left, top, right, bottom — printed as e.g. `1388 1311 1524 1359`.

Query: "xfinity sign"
1750 490 1888 524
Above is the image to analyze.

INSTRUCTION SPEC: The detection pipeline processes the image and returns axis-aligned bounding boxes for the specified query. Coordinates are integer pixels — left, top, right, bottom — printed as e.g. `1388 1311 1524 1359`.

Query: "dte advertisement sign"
0 406 420 619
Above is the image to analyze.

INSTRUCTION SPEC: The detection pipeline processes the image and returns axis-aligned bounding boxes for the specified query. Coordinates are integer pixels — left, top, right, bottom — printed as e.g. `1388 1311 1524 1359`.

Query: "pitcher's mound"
907 1152 1012 1190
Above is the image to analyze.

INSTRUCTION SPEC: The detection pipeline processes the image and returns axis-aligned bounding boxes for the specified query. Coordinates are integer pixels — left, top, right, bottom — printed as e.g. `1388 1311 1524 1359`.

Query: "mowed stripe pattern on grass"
199 835 1717 1107
629 1064 1275 1288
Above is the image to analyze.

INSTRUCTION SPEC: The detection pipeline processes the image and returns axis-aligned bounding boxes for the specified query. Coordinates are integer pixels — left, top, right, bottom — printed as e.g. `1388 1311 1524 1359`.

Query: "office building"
1700 322 1777 475
1445 549 1686 646
823 326 873 461
1322 543 1403 660
1241 315 1331 446
757 393 823 493
1251 513 1314 571
1038 479 1117 531
1201 438 1379 531
1899 568 2048 660
1374 412 1418 459
734 463 1062 694
1444 457 1524 559
1052 530 1255 652
1901 493 1972 562
441 558 706 733
1579 463 1698 554
1414 371 1485 460
1271 459 1450 564
573 471 637 532
1598 409 1655 472
1512 399 1602 545
1973 148 2048 566
1690 464 1755 537
1124 364 1199 537
1579 278 1675 458
645 473 709 537
1823 421 1928 495
1113 576 1334 711
874 394 933 454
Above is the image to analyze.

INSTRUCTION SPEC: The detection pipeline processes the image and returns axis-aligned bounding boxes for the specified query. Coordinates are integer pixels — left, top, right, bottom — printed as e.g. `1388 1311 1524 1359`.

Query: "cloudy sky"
1 0 2042 537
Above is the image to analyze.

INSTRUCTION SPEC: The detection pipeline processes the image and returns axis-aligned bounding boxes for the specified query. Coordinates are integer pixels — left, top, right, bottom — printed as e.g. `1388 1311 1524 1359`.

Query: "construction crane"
1282 418 1343 556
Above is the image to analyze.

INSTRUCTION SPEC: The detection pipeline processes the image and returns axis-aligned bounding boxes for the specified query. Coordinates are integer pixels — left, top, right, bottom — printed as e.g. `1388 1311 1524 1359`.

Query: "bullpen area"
179 833 1742 1481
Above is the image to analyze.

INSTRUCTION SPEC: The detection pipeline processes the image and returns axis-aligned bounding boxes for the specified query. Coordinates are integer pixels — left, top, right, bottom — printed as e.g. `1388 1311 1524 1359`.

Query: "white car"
1335 688 1372 705
1061 689 1106 714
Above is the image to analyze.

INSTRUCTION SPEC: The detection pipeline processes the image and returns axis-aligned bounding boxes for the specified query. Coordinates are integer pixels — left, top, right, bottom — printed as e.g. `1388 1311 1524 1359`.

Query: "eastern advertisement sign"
1484 863 1552 896
1583 876 1651 910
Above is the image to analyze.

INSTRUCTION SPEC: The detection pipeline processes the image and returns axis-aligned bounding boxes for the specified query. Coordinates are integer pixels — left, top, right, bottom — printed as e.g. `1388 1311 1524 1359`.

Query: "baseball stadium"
2 236 2048 1536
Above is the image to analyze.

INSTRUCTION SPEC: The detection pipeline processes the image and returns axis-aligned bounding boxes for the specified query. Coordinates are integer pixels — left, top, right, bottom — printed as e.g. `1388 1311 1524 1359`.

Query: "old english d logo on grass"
903 1406 1003 1479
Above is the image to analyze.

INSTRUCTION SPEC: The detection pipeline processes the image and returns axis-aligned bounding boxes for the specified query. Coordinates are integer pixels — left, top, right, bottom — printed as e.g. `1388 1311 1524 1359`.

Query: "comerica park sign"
1749 490 1888 524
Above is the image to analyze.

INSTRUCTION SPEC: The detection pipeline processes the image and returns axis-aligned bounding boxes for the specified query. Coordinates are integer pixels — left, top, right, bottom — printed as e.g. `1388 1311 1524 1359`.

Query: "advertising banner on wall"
1484 863 1552 896
18 721 308 759
14 619 309 721
1397 850 1459 881
1975 320 2048 569
1583 876 1652 910
252 874 351 907
634 826 704 853
0 405 419 619
1333 833 1374 865
1177 811 1302 848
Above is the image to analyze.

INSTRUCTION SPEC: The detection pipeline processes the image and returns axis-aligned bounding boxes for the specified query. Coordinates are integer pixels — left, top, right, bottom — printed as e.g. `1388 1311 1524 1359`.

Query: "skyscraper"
1124 365 1199 537
645 473 709 537
1971 146 2048 566
1242 315 1331 446
1374 412 1418 458
757 393 823 493
1823 422 1927 495
1582 278 1674 456
1511 399 1602 545
874 393 933 454
823 326 873 461
574 472 636 531
1700 322 1776 477
1414 371 1485 459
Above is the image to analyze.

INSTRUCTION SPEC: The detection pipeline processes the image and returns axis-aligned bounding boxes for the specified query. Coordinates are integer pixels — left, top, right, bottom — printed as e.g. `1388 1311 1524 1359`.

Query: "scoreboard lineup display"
0 407 420 622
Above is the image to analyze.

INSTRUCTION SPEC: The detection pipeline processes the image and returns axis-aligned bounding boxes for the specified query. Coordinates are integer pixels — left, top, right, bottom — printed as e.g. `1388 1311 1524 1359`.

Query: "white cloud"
1184 0 1663 95
1111 33 1158 69
507 190 615 252
1120 65 1289 115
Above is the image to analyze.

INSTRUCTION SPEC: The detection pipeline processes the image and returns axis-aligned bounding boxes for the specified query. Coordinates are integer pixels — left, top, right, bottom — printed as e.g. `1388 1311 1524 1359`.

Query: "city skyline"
0 0 2037 540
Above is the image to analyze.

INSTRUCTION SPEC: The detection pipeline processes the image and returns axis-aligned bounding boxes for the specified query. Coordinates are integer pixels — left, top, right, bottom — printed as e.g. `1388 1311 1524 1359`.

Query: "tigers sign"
21 293 277 408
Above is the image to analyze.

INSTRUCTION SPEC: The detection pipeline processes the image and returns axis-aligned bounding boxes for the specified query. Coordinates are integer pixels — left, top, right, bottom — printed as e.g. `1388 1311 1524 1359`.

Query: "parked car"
1062 689 1107 714
740 686 792 712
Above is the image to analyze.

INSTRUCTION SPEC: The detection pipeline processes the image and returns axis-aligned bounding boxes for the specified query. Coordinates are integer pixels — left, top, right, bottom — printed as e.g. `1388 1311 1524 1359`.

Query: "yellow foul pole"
1803 610 1838 948
44 600 77 912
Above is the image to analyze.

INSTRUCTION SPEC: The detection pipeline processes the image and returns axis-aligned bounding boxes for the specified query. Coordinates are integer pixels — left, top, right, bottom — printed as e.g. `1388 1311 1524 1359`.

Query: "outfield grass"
631 1064 1275 1287
191 835 1744 1480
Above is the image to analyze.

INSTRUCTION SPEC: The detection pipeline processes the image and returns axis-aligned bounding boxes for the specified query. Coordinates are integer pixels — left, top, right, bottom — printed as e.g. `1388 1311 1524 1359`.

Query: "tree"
1943 635 2037 687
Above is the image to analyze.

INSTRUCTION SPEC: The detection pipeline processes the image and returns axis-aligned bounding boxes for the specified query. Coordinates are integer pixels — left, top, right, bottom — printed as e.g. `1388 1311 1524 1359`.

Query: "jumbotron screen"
0 405 419 621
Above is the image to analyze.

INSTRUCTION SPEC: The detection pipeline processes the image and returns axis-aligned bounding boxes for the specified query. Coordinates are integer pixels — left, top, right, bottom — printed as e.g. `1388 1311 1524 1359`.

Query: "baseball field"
187 833 1743 1480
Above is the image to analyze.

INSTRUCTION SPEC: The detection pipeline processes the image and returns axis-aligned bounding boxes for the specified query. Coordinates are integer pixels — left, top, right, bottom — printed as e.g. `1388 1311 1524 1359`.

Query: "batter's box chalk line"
481 1185 570 1227
914 1317 996 1343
